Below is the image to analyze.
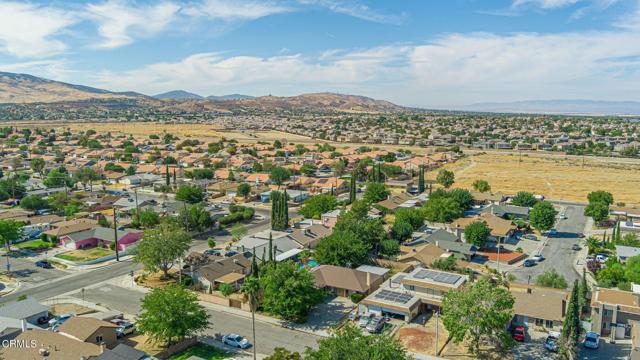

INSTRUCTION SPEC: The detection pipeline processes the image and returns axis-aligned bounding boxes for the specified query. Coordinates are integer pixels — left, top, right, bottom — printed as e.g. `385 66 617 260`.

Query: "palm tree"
241 276 260 360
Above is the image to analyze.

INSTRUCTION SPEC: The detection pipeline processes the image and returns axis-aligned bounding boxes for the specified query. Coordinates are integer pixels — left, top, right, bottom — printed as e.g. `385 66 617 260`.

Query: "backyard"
55 247 114 262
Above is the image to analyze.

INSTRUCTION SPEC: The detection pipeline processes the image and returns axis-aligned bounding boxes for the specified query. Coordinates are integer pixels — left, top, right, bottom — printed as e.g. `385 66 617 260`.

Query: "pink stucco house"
58 227 143 252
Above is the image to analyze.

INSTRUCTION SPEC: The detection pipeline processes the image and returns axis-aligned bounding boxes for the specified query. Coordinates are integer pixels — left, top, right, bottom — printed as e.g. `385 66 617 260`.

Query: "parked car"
596 254 608 264
523 234 538 241
225 251 239 258
222 334 251 349
358 313 374 328
583 331 600 349
531 254 545 262
544 331 560 352
548 229 558 236
512 327 526 342
48 314 75 328
203 249 222 256
571 244 581 251
366 317 386 333
37 316 50 325
523 259 536 267
35 260 53 269
586 255 595 262
116 322 136 337
559 213 567 220
577 232 586 238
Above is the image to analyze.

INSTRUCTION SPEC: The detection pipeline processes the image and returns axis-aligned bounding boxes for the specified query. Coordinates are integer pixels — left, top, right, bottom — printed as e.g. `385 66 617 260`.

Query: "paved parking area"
577 341 631 360
3 254 69 284
290 296 354 335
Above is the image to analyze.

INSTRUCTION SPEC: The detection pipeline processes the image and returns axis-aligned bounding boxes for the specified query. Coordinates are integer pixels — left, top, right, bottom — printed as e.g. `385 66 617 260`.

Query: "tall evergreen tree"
251 248 259 277
268 232 273 263
271 191 279 230
561 280 582 350
578 268 588 311
616 221 622 242
165 163 170 186
349 175 356 203
418 165 425 193
282 190 289 229
173 169 177 185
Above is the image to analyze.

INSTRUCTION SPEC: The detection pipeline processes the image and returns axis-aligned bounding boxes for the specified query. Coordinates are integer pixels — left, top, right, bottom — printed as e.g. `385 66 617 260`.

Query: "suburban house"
87 343 148 360
311 265 385 297
450 213 517 243
58 317 119 348
483 204 530 220
58 227 143 252
360 267 468 322
232 230 302 261
192 254 252 292
287 224 333 249
470 191 506 205
510 283 568 330
0 297 49 326
591 287 640 339
1 329 104 360
617 245 640 262
321 209 341 228
43 218 99 239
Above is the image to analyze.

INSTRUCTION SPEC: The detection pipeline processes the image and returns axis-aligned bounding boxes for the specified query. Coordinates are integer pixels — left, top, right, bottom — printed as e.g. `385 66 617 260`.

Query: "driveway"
289 296 354 336
2 252 69 285
577 341 631 360
511 204 587 285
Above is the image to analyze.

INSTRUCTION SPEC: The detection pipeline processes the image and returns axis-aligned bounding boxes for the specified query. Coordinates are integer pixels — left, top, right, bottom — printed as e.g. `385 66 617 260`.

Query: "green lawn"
14 239 54 251
55 247 114 262
170 344 231 360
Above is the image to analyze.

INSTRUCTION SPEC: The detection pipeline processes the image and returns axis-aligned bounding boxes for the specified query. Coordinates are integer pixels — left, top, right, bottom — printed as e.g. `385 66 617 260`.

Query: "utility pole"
112 207 120 261
435 310 439 355
134 188 140 225
4 236 10 274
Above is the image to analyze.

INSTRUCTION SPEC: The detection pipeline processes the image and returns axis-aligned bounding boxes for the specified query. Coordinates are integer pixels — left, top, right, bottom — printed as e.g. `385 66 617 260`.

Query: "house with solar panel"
358 267 468 322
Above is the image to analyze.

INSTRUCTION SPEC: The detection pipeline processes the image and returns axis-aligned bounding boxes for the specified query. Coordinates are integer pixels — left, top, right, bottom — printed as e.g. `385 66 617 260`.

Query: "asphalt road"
511 204 587 285
70 284 321 354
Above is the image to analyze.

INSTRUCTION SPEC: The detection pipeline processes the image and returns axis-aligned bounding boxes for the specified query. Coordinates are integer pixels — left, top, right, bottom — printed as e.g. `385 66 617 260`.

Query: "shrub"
350 293 365 303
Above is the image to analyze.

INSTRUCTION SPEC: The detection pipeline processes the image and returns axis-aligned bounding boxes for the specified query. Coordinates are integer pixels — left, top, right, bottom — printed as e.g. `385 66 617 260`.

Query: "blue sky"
0 0 639 108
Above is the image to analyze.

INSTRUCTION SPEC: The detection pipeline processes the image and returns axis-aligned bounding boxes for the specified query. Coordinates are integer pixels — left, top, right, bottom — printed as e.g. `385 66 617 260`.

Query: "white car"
583 331 600 349
48 314 75 328
596 254 608 264
531 254 545 263
222 334 251 349
116 322 135 337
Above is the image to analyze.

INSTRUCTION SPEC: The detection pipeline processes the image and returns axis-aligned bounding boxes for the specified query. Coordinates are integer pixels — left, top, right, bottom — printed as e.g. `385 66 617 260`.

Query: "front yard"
14 239 55 251
170 344 231 360
55 247 114 262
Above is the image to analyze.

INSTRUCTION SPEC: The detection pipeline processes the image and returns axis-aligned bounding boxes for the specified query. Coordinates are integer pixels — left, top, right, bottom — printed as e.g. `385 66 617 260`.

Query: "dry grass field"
428 153 640 205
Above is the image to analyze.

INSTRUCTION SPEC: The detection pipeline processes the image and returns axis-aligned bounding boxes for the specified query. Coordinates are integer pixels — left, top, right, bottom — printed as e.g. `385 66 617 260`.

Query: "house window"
545 320 553 328
535 318 543 326
96 335 103 344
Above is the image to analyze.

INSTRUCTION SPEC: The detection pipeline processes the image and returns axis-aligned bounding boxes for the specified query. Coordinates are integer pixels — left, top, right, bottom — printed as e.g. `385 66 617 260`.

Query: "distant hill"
462 99 640 115
0 71 148 104
206 94 254 100
153 90 203 99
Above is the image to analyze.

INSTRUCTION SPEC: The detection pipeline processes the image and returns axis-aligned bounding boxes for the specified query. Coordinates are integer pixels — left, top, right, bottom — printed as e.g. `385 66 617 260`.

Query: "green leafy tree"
30 157 46 176
73 168 99 191
448 188 475 210
436 169 455 188
394 208 425 230
218 283 235 297
137 284 209 345
391 220 413 241
305 324 412 360
535 269 568 289
265 348 301 360
19 194 48 210
560 280 582 353
178 203 213 232
578 268 589 310
363 182 389 203
442 279 515 355
624 255 640 284
237 183 251 199
432 255 457 271
44 168 73 188
587 191 614 206
139 208 161 228
472 179 491 193
596 258 626 288
133 223 192 278
464 221 491 247
207 237 216 249
417 165 425 193
423 197 463 223
299 195 337 219
126 165 137 176
511 191 538 207
584 201 609 224
0 220 23 251
260 261 321 321
270 167 290 189
175 185 205 204
529 201 558 232
379 238 400 258
315 231 369 267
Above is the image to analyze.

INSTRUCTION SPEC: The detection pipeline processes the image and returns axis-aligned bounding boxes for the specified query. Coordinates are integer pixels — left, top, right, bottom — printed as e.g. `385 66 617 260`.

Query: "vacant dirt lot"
428 153 640 205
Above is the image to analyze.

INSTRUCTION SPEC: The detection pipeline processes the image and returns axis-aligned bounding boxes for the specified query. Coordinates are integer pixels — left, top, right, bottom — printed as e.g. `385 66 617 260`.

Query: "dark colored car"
523 259 536 267
571 244 581 251
225 251 239 257
512 327 526 342
203 249 221 256
35 260 53 269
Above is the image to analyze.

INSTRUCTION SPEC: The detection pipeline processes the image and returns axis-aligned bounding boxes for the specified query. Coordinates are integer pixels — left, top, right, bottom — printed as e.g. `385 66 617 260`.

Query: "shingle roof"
58 317 118 342
0 297 49 320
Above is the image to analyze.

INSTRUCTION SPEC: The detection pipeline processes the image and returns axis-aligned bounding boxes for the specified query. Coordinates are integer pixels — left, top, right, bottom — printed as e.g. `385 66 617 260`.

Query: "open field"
429 153 640 205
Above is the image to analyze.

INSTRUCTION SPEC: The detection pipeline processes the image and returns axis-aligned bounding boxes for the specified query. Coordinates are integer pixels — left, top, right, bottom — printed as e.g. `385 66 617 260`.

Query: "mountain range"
0 71 400 113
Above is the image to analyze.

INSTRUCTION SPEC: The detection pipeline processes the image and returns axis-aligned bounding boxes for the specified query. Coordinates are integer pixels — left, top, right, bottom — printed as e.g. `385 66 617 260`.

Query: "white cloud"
512 0 582 9
183 0 291 20
297 0 405 24
85 0 180 49
0 59 74 81
0 2 76 58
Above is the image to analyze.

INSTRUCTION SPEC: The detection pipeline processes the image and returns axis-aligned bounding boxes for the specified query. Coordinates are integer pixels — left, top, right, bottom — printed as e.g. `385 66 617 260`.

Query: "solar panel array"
374 289 413 304
414 269 461 285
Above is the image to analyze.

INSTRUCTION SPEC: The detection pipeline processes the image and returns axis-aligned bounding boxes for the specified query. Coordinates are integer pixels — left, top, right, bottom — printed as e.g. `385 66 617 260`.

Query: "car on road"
523 259 536 267
358 313 374 327
559 213 567 220
48 314 75 328
548 229 558 236
222 334 251 349
571 244 581 251
35 260 53 269
203 249 221 256
116 322 135 337
583 331 600 349
544 331 560 352
366 317 386 333
577 232 586 238
254 214 265 221
523 234 538 241
531 254 545 262
596 254 609 263
512 327 526 342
